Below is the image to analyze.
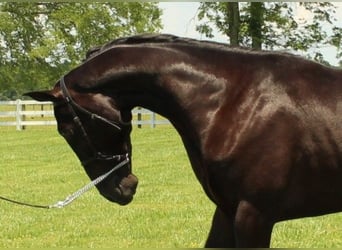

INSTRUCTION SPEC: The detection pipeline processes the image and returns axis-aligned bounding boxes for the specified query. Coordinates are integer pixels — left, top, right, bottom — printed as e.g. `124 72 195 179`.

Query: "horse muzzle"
99 173 138 205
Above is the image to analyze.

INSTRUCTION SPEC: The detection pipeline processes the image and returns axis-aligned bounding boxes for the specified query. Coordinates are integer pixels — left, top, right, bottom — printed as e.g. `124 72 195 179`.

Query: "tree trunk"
226 2 240 47
249 2 264 50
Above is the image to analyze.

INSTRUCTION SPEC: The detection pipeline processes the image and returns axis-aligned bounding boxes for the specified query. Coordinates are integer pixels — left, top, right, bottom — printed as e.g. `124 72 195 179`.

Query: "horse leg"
205 207 235 247
234 200 274 247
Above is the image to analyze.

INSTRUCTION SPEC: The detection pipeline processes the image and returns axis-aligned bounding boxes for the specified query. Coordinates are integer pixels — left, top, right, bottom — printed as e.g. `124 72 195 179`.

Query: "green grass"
0 126 341 247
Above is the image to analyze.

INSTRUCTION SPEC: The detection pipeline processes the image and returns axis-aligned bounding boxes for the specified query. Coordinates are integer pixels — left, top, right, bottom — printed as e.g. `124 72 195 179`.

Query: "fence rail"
0 100 169 130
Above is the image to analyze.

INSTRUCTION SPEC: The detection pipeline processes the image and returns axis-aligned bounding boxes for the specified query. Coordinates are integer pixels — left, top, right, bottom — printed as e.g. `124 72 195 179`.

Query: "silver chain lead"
0 156 129 209
49 156 129 208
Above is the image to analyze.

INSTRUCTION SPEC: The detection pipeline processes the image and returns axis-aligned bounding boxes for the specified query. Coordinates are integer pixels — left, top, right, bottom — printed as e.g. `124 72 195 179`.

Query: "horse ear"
23 90 60 102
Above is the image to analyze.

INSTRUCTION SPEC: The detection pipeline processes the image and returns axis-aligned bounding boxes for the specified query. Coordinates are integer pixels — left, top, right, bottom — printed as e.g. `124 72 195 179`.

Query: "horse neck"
81 45 230 153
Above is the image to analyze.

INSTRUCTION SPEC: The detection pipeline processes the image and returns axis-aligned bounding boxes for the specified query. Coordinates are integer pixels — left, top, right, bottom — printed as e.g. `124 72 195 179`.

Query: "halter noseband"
59 76 127 166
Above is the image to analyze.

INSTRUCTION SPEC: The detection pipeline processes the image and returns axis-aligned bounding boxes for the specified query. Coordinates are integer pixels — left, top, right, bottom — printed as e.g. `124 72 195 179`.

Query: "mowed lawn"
0 126 341 248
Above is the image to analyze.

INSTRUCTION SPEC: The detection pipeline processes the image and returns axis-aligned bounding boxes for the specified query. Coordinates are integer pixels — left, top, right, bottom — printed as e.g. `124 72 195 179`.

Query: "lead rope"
0 156 129 209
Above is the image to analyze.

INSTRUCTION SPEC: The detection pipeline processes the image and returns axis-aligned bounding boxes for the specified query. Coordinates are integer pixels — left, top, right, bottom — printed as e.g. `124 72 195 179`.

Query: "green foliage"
197 2 341 64
0 2 162 99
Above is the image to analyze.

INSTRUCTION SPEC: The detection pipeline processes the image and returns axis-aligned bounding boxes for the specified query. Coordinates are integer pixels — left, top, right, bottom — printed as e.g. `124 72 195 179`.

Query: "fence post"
151 111 156 128
41 104 44 117
137 107 142 129
15 99 22 131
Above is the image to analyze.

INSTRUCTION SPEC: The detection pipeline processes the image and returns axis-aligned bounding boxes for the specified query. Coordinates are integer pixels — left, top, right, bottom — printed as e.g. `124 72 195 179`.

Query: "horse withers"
25 34 342 247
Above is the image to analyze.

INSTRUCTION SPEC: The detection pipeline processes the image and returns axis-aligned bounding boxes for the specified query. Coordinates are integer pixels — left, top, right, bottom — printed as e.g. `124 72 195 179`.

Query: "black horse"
25 34 342 247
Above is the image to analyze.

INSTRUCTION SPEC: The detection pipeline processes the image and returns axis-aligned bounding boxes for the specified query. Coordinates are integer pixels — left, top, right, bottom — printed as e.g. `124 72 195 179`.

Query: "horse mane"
85 33 241 60
84 34 338 72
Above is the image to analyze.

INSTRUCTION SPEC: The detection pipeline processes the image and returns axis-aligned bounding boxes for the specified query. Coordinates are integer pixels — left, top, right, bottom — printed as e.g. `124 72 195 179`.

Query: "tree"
0 2 162 99
196 2 341 64
249 2 264 49
227 2 240 47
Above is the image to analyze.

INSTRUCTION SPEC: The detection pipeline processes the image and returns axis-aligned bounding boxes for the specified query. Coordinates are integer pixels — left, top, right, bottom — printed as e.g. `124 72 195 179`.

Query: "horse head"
25 77 138 206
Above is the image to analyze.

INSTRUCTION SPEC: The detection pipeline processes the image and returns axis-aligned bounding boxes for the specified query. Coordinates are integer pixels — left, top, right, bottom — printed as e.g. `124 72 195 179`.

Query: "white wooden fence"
0 100 169 130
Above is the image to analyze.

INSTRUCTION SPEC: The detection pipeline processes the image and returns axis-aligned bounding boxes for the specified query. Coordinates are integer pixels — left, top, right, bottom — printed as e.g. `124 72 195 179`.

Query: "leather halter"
0 78 130 209
59 76 127 166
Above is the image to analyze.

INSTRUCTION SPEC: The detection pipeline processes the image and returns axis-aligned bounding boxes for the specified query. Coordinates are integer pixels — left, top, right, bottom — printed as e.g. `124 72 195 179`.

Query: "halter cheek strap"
59 77 122 130
59 77 127 165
